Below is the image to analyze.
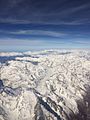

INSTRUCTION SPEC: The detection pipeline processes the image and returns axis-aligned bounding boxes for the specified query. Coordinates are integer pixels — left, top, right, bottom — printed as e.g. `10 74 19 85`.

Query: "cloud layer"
0 0 90 25
0 0 90 51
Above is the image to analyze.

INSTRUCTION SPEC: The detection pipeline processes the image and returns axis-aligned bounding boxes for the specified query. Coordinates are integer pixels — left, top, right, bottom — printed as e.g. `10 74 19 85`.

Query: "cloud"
0 29 67 38
0 37 90 51
74 40 90 45
0 17 90 25
0 38 45 46
0 18 31 24
0 0 90 25
58 3 90 16
0 38 67 52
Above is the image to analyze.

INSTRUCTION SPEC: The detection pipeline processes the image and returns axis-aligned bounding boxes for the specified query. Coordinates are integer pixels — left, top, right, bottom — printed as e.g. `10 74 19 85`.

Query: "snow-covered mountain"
0 50 90 120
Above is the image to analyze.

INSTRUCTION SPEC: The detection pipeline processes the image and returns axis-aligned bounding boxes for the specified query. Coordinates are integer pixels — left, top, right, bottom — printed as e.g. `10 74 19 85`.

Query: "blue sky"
0 0 90 51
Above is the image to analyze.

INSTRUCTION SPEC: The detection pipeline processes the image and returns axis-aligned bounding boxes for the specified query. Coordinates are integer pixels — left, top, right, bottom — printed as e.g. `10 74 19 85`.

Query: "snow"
0 50 90 120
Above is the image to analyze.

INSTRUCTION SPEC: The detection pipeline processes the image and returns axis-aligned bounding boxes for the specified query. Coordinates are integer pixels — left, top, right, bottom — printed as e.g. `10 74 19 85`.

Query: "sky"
0 0 90 52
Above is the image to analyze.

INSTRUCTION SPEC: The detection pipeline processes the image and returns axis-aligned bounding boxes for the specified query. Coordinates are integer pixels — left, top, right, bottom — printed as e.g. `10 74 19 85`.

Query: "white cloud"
0 29 67 38
75 40 90 44
0 38 46 46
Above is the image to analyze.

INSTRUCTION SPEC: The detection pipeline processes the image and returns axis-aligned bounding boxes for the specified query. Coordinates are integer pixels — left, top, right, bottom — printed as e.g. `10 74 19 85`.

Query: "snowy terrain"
0 50 90 120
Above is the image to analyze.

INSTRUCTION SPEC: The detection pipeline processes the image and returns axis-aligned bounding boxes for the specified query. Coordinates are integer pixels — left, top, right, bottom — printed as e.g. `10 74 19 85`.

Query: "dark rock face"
0 79 4 93
68 86 90 120
0 79 21 96
4 87 21 96
0 79 4 87
34 102 45 120
75 87 90 120
38 97 61 120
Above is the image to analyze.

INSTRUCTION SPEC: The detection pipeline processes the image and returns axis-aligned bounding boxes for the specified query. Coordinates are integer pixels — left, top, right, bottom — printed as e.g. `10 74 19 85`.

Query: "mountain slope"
0 50 90 120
